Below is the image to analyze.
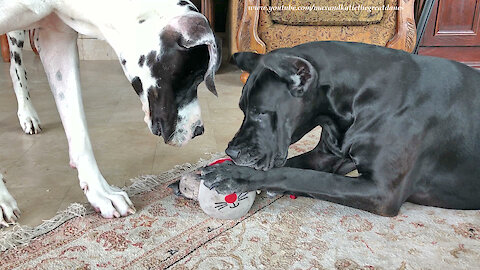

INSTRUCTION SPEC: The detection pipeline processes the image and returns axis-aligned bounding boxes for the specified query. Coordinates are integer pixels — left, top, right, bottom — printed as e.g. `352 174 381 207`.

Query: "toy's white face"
198 181 256 220
212 192 251 211
171 171 256 220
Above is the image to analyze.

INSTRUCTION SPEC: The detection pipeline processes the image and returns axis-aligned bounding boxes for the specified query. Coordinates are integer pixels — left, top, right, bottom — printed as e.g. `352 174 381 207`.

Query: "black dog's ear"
264 55 317 97
231 52 262 73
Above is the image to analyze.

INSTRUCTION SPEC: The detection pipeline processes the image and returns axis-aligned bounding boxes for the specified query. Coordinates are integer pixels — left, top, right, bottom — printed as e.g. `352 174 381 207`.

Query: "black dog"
201 41 480 216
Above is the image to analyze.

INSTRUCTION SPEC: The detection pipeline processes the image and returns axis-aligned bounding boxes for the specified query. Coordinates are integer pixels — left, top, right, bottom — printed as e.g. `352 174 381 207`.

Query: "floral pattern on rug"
170 198 480 269
1 127 480 269
1 184 281 269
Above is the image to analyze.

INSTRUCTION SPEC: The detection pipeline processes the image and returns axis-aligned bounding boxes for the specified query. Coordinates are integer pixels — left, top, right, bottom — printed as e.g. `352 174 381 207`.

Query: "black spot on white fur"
9 36 17 46
56 71 62 81
131 77 143 95
13 52 21 65
15 69 20 81
139 19 145 24
138 55 145 67
121 59 126 65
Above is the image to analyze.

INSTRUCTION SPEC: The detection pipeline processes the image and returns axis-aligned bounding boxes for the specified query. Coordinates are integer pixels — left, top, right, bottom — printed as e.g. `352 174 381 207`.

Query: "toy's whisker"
214 202 227 205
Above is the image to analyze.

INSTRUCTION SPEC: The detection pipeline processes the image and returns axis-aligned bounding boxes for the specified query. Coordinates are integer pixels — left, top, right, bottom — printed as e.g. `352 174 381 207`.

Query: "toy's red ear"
208 157 233 166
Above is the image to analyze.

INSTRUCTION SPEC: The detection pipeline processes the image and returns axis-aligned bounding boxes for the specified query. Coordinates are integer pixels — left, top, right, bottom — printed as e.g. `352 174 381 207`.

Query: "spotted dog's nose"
192 125 204 138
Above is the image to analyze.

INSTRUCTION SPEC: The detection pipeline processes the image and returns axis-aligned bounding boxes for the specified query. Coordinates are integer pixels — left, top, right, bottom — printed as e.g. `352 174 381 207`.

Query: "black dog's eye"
250 108 268 115
249 110 265 119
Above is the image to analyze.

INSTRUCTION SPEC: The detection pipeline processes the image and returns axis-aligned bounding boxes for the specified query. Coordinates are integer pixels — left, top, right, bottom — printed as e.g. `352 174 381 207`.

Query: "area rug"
1 128 479 269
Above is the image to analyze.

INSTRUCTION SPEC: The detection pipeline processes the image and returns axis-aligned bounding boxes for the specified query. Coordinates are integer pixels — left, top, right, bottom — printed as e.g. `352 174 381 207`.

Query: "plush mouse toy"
169 158 257 220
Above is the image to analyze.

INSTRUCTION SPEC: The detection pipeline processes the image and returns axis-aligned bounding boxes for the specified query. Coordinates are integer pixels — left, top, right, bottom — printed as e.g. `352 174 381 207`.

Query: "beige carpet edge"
0 152 226 252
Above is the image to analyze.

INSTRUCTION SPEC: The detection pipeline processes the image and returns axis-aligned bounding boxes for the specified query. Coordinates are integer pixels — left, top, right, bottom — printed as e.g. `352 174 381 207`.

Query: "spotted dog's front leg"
7 30 41 134
37 16 135 218
0 173 20 227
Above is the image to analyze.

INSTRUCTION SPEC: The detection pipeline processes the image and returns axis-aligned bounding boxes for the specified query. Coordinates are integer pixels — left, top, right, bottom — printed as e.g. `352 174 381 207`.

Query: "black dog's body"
202 41 480 216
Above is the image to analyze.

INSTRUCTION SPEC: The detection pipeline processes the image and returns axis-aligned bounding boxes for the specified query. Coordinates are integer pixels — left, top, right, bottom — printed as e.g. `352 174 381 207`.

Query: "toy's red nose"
224 193 237 204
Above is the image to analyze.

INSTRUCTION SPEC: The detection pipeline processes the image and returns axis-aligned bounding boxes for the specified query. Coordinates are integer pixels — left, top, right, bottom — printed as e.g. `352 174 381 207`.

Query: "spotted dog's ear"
264 54 317 97
174 14 220 96
231 52 262 73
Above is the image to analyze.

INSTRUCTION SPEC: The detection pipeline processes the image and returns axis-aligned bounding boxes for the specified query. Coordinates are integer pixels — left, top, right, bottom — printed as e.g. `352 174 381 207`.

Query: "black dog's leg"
286 123 356 175
285 151 356 175
202 164 403 216
265 168 402 216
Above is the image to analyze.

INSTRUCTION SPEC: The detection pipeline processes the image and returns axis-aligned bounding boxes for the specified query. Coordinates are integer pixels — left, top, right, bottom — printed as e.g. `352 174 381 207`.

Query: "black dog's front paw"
200 161 265 194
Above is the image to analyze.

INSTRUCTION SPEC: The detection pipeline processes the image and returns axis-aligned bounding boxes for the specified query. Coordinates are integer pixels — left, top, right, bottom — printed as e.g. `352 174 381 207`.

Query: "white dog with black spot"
0 0 220 226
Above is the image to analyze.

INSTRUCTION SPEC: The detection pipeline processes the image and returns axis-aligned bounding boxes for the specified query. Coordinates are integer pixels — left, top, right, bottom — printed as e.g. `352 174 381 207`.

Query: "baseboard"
77 37 117 61
418 47 480 70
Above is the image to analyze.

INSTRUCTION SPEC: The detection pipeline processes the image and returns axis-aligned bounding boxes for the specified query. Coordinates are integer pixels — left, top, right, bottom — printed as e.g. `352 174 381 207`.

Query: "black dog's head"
227 51 319 170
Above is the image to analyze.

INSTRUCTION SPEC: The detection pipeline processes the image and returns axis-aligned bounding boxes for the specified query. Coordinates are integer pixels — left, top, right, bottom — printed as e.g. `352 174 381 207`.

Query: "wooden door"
418 0 480 69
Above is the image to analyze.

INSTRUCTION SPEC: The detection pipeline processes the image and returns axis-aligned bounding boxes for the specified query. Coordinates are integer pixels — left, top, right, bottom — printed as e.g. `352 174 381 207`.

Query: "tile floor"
0 52 245 226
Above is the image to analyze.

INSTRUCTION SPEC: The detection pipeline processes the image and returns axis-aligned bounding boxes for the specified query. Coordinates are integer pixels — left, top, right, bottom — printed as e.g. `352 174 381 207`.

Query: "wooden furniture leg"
201 0 215 29
29 29 39 55
1 34 10 62
237 0 266 83
386 0 417 53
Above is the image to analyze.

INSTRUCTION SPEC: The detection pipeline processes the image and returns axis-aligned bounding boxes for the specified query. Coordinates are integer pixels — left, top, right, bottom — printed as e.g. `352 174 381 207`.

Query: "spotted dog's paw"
0 174 20 227
79 173 135 219
200 161 266 194
17 105 41 134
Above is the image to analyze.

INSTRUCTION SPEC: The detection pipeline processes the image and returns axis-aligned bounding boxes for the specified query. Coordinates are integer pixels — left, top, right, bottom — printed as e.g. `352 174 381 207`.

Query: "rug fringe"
125 152 225 195
0 203 88 252
0 152 225 252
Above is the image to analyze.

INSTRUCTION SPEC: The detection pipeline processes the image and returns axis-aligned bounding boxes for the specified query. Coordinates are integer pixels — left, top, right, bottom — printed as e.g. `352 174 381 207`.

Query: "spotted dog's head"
226 51 319 170
117 1 220 146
